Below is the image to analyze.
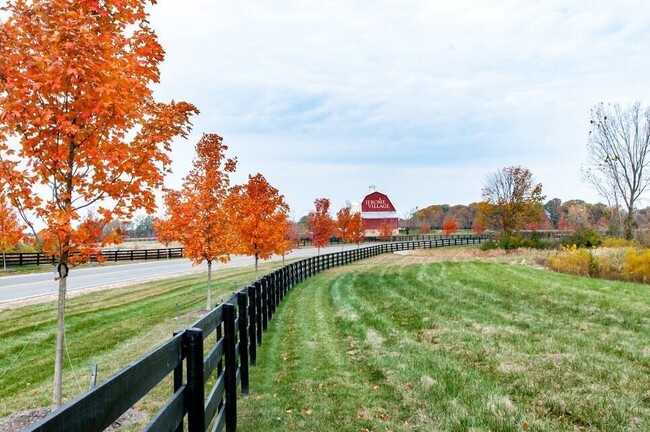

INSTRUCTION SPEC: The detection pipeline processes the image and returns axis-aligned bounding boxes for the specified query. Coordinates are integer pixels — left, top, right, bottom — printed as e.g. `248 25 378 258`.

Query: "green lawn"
0 263 282 417
2 253 648 431
238 258 650 432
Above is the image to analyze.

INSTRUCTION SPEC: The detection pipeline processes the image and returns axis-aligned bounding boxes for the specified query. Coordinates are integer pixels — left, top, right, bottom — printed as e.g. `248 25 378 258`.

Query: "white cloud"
148 0 650 216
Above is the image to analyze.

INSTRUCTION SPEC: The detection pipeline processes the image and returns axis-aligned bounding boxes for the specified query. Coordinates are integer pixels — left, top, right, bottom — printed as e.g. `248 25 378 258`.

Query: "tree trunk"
624 209 635 241
53 268 67 408
282 254 285 267
2 249 6 272
206 260 212 311
255 253 259 281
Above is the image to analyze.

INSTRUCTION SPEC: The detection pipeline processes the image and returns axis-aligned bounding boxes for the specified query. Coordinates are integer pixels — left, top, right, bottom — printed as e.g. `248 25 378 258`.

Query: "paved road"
0 244 364 304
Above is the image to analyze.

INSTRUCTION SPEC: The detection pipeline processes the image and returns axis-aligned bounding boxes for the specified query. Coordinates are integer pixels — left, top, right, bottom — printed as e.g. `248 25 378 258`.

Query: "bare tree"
583 102 650 240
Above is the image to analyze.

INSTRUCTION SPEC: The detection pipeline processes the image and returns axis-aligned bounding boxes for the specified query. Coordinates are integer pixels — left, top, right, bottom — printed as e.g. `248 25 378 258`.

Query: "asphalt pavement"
0 244 364 304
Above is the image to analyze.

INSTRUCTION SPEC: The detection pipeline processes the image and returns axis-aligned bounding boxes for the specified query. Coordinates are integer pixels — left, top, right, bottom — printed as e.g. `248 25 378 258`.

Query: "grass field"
1 249 649 431
0 263 285 418
238 254 650 431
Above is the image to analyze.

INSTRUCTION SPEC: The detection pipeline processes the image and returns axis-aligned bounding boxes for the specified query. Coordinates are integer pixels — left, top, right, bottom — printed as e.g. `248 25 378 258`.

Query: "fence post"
268 276 276 320
237 292 250 395
172 330 184 432
223 303 238 432
261 278 269 332
217 322 223 376
185 328 205 432
248 285 257 366
255 281 263 346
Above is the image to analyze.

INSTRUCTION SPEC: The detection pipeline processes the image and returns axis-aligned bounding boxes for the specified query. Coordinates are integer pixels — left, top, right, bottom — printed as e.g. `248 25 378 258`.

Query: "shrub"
547 245 601 278
624 249 650 283
493 233 556 250
563 227 602 248
480 240 498 251
602 237 637 248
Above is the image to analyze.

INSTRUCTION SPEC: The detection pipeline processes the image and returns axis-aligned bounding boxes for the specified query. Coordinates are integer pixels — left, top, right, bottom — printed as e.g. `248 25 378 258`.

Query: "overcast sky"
147 0 650 219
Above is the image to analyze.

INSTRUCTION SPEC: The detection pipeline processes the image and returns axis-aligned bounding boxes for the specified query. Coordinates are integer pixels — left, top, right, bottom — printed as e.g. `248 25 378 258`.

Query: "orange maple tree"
336 204 365 247
159 134 237 310
0 195 28 271
420 224 431 234
230 173 290 279
0 0 197 406
442 216 459 236
472 217 487 235
350 212 365 246
308 198 335 254
277 219 299 266
378 220 394 241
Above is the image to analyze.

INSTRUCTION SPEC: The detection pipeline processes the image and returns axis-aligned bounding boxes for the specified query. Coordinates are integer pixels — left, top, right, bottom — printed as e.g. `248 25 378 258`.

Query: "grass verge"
238 257 650 431
0 261 285 419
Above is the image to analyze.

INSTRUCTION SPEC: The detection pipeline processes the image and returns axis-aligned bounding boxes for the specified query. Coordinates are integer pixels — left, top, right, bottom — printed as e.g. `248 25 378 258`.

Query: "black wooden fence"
2 248 184 267
5 234 481 267
297 233 485 247
25 236 487 432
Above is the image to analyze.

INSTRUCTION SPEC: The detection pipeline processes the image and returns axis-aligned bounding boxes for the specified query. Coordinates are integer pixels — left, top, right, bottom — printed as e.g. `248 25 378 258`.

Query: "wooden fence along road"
2 234 484 267
1 248 184 267
25 236 487 432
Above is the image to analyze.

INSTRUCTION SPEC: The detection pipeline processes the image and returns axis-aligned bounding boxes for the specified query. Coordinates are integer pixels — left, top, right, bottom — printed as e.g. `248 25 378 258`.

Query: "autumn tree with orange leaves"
277 219 299 266
159 134 236 310
0 195 28 271
479 166 544 235
0 0 197 406
378 220 394 241
336 204 365 248
442 216 459 236
230 173 290 279
472 217 486 235
308 198 335 254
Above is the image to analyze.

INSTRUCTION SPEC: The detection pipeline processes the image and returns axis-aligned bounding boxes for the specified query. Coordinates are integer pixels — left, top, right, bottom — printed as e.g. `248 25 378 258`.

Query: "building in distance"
360 187 398 237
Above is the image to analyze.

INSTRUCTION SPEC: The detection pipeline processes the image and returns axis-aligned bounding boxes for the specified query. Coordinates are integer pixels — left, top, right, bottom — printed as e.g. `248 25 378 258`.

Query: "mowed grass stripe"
238 259 649 432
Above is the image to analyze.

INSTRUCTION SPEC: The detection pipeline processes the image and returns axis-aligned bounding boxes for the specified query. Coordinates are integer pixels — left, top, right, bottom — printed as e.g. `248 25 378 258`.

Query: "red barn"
361 189 398 236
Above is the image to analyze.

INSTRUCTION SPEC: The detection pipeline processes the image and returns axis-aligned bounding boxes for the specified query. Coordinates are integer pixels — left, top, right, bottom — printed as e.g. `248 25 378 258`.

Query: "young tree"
153 214 178 247
159 134 236 311
479 166 544 235
420 224 431 234
277 219 299 266
349 211 365 246
0 195 27 271
0 0 197 406
583 102 650 240
336 204 355 248
442 216 459 236
378 220 394 241
230 173 290 279
308 198 334 255
336 205 367 247
472 217 486 235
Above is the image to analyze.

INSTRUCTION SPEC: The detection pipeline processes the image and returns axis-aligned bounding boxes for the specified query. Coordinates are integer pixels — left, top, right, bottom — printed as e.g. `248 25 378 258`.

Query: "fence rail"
25 235 487 432
1 248 184 267
4 234 481 267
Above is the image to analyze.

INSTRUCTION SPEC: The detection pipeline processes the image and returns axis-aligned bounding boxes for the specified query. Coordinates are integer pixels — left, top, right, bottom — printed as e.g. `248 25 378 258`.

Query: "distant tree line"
403 198 648 235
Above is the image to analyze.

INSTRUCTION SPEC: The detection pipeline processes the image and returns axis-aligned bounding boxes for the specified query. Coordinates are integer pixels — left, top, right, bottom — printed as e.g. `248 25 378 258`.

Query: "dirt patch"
0 407 146 432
